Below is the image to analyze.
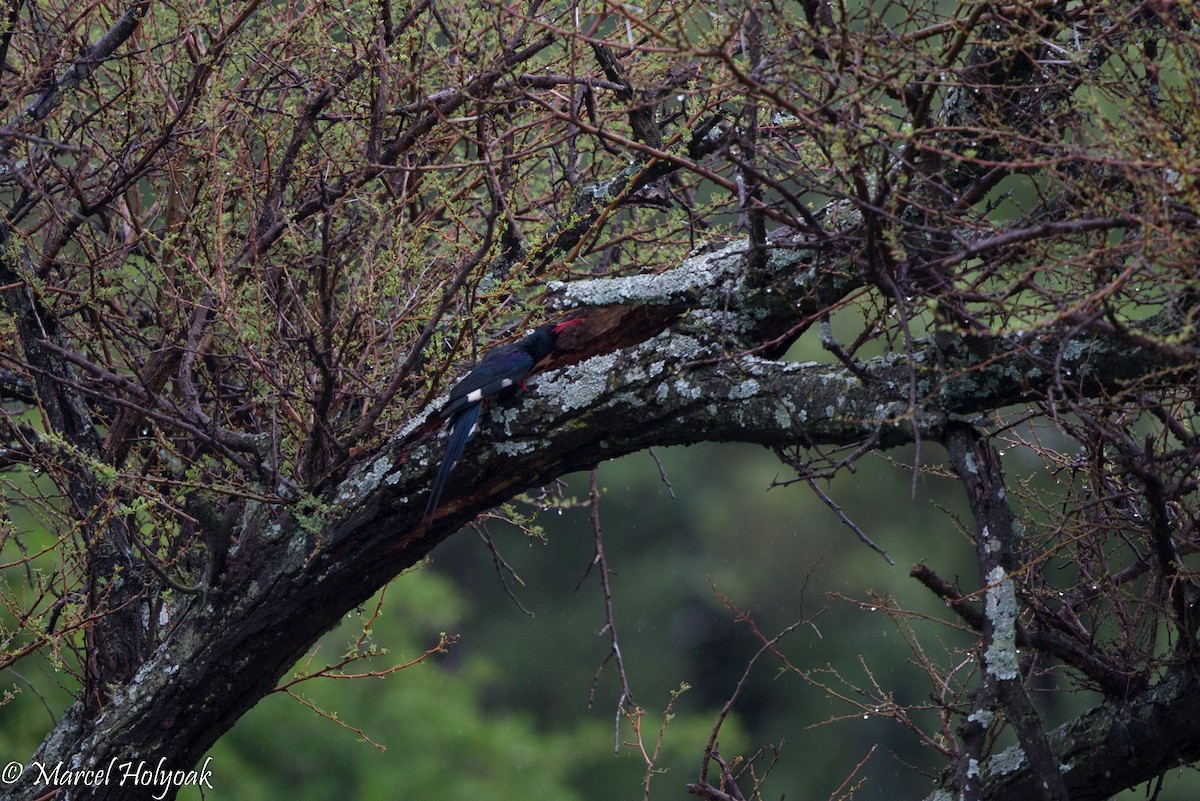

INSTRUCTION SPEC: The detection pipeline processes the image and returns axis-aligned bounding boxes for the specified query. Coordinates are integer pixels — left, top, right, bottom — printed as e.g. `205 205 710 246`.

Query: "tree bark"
928 665 1200 801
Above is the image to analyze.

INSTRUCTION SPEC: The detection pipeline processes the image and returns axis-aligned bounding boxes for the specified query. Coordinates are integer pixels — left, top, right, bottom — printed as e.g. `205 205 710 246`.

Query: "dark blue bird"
423 319 582 522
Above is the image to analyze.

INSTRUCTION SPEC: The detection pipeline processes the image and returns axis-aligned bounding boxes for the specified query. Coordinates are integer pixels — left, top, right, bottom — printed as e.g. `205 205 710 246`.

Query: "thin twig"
580 469 636 752
646 448 676 498
472 521 536 617
807 479 894 565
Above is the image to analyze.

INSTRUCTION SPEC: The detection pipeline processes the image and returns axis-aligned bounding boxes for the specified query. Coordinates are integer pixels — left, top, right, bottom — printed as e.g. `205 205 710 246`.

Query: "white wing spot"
500 378 514 388
465 388 484 403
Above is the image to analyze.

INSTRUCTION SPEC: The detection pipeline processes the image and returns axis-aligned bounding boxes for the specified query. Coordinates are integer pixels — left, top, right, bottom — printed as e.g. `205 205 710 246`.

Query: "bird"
423 318 582 522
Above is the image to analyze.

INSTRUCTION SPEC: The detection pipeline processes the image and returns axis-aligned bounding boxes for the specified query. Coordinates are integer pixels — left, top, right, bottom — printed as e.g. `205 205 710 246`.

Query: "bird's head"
519 317 584 361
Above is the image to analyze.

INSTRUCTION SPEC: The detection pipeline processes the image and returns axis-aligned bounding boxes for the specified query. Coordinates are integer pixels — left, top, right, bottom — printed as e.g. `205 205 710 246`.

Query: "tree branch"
944 424 1068 801
927 665 1200 801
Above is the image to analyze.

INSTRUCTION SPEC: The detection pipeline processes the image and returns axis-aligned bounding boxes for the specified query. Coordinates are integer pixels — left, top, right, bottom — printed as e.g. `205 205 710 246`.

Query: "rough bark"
927 666 1200 801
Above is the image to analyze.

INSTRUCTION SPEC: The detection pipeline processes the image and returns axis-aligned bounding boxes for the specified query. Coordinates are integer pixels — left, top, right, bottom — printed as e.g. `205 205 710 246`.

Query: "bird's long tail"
423 403 482 522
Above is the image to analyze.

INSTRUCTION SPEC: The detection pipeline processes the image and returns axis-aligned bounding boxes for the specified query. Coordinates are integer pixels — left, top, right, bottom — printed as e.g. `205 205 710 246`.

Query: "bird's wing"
440 348 534 418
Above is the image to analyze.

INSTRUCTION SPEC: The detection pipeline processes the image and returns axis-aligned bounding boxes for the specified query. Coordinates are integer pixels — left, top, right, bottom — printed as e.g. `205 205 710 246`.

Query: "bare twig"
580 469 636 752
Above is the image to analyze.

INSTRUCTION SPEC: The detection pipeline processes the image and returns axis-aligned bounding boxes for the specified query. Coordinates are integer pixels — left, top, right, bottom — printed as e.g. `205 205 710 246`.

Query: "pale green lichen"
499 406 523 436
337 454 394 504
689 308 757 334
984 565 1020 680
674 378 702 400
1058 338 1091 363
729 378 760 399
987 744 1026 776
981 523 1001 554
536 351 618 412
550 239 748 310
494 438 545 457
611 391 647 408
768 243 816 273
967 708 994 727
774 403 793 429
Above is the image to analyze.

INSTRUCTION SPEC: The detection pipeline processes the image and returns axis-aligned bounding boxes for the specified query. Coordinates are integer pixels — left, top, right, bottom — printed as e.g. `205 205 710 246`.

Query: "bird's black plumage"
423 319 580 522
